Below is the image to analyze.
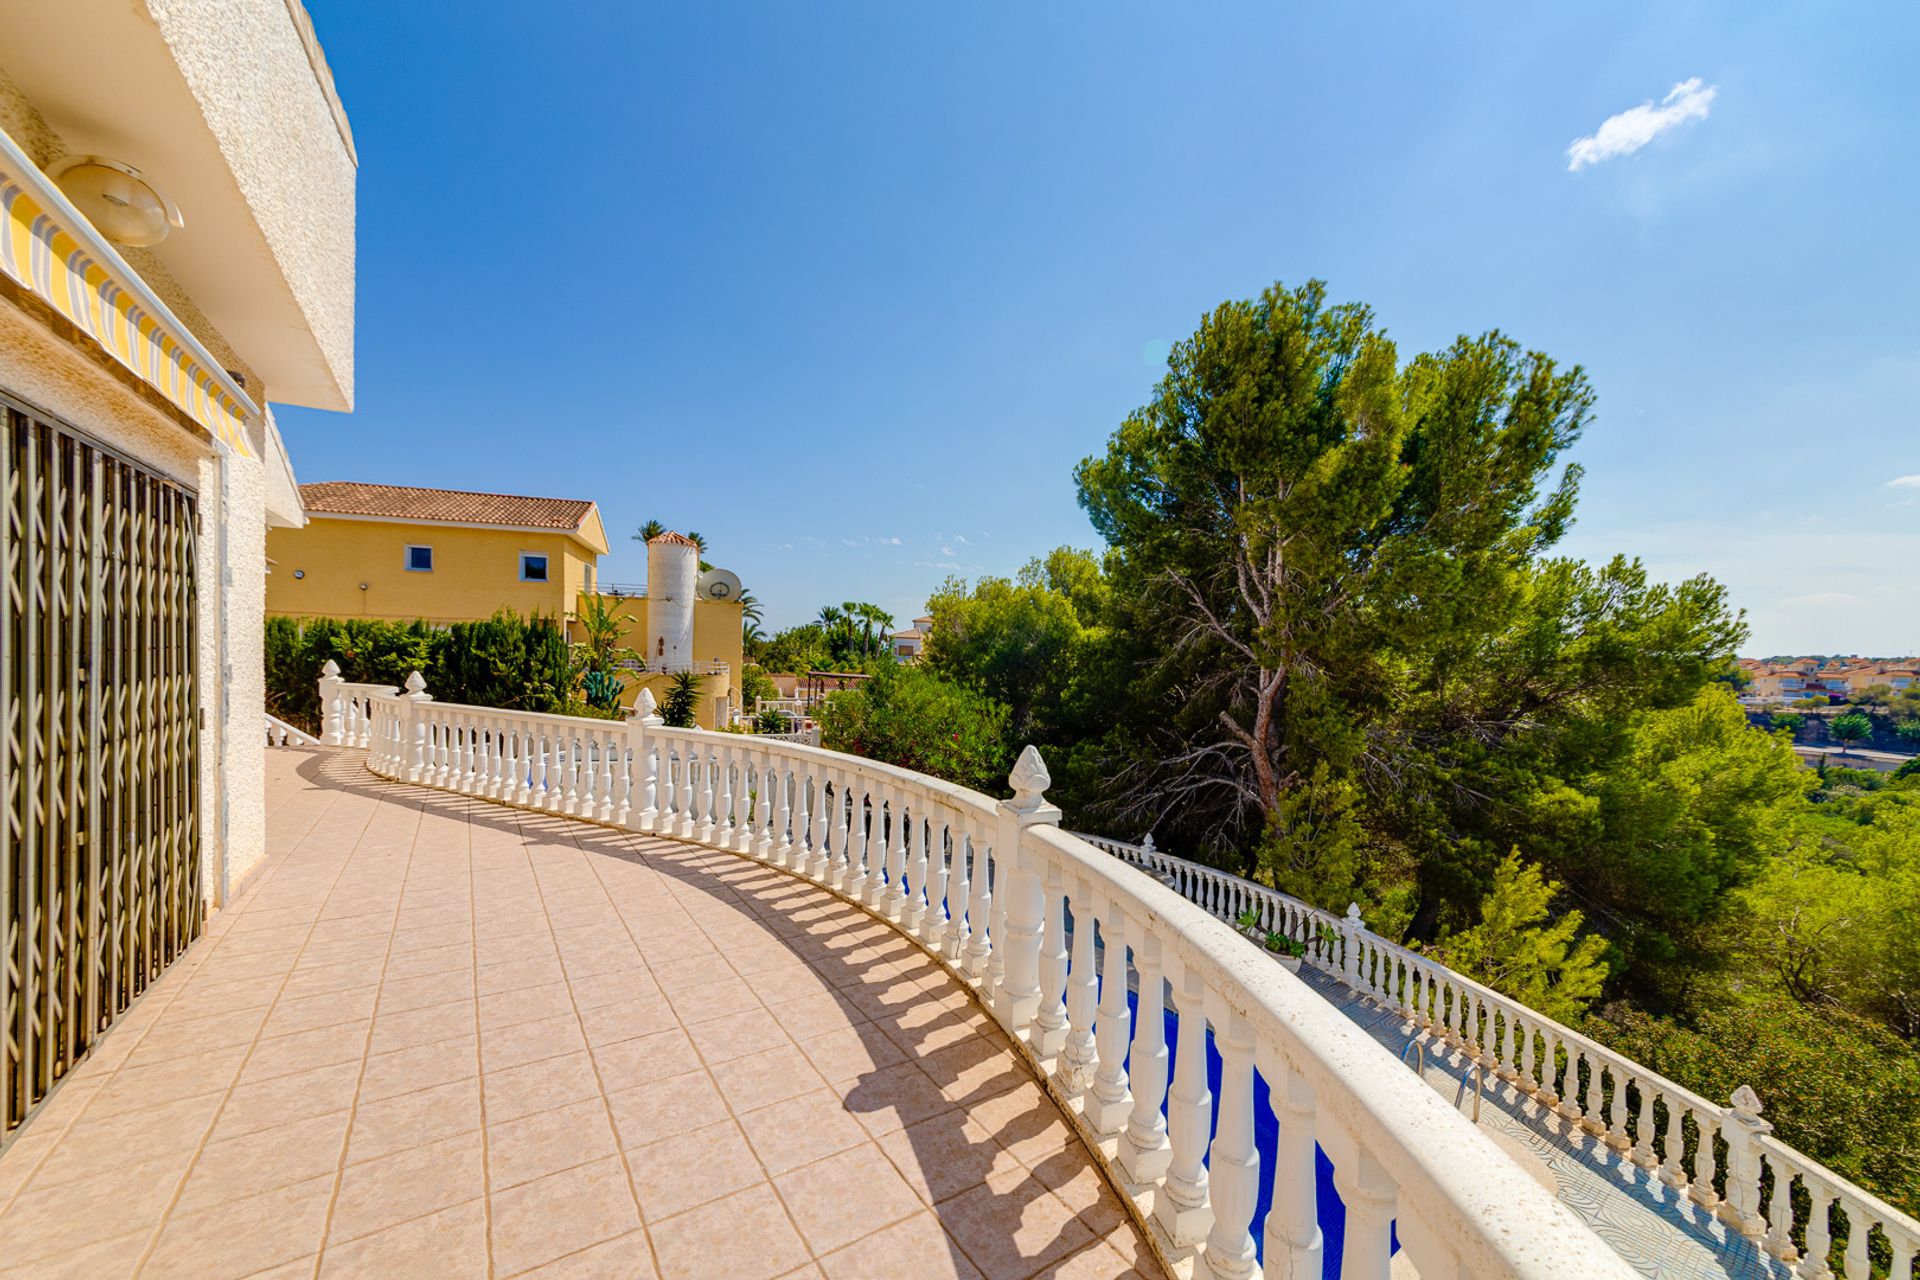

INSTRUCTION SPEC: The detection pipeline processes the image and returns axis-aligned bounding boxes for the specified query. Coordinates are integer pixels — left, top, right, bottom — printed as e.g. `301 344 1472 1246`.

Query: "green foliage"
1896 719 1920 747
815 664 1011 792
752 707 791 734
1431 851 1609 1023
660 670 706 728
1829 711 1873 751
739 663 779 710
580 669 625 711
922 548 1107 740
1769 712 1806 734
1592 1001 1920 1216
573 595 633 677
264 611 577 733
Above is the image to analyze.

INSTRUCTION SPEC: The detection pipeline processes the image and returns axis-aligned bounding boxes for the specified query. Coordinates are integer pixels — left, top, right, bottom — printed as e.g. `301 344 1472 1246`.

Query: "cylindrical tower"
646 532 699 669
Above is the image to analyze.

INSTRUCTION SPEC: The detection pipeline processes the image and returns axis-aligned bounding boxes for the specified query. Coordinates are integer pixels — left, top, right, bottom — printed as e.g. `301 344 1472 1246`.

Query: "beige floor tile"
663 976 765 1025
488 1096 620 1189
318 1197 488 1278
29 1090 224 1187
324 1125 479 1242
507 1229 658 1278
240 1022 372 1084
141 1172 335 1280
684 1007 790 1064
484 1049 603 1124
590 1028 702 1092
0 1225 154 1279
773 1142 922 1254
490 1155 642 1277
794 1026 904 1083
379 973 477 1016
875 1113 1024 1205
764 992 865 1041
627 1119 766 1222
578 997 679 1048
937 1165 1096 1280
483 1010 589 1072
709 1045 827 1114
176 1108 351 1215
358 1034 480 1102
736 1088 868 1175
816 1210 983 1280
346 1077 483 1165
1040 1238 1156 1280
1028 1145 1132 1235
84 1043 250 1118
566 967 660 1012
0 1151 188 1265
369 998 477 1054
967 1083 1075 1166
606 1072 728 1151
647 1184 810 1280
262 985 381 1039
481 981 578 1031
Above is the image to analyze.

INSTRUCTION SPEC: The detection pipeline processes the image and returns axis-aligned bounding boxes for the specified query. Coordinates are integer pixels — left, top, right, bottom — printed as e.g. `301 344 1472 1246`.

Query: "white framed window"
520 552 549 583
405 544 434 572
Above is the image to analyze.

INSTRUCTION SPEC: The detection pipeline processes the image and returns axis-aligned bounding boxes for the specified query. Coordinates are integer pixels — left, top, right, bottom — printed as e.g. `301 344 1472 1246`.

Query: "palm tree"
737 590 764 630
633 519 666 544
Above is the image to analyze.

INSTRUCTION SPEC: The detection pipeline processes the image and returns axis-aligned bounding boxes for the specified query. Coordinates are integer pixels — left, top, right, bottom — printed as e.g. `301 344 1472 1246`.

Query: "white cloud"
1567 78 1717 171
940 546 957 557
1888 475 1920 489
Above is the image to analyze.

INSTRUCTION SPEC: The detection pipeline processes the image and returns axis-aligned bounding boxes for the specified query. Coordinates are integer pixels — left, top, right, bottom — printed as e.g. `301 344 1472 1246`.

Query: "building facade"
265 481 611 625
0 0 355 1135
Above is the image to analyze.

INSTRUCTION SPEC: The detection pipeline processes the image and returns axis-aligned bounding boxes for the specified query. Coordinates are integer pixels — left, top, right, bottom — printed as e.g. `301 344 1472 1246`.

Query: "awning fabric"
0 142 254 458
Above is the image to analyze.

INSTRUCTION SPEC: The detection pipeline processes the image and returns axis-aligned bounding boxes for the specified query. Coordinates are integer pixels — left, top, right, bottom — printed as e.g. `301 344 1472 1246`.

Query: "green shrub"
815 664 1011 792
660 671 706 728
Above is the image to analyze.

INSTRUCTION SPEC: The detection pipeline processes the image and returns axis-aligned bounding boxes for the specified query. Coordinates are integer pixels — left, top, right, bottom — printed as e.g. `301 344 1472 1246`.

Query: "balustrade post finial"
1007 744 1052 812
317 660 345 746
404 670 429 698
1141 832 1155 852
401 671 431 783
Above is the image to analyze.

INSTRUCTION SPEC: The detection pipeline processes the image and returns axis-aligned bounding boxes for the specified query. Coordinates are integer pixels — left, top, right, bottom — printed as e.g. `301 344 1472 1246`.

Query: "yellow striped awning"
0 135 255 458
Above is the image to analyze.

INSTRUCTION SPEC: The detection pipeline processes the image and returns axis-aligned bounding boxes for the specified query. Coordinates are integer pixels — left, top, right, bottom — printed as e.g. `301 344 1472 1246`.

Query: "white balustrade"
1076 831 1920 1277
323 667 1660 1279
264 713 317 747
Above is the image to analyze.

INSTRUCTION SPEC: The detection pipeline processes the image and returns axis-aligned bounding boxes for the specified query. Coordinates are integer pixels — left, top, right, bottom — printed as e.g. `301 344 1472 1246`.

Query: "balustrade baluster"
1690 1111 1721 1209
1841 1202 1870 1279
692 746 713 841
754 758 777 859
1606 1066 1630 1149
807 774 831 881
611 728 631 826
1118 930 1170 1184
1059 879 1097 1093
1633 1079 1658 1168
1032 861 1069 1057
962 825 992 982
1341 1150 1398 1280
831 772 854 888
1581 1050 1604 1131
1203 1007 1259 1280
1155 960 1214 1247
1263 1056 1324 1279
882 795 909 920
679 740 702 840
1802 1179 1835 1280
846 780 871 901
775 763 795 865
1085 903 1131 1134
902 804 927 932
1763 1159 1799 1262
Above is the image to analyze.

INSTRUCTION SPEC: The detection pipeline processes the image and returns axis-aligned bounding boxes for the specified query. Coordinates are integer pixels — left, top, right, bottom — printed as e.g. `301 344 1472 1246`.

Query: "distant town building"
1739 656 1917 700
892 615 935 660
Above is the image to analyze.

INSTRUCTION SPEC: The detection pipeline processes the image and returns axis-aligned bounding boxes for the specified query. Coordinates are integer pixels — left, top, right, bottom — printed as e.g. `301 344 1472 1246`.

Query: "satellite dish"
700 568 742 601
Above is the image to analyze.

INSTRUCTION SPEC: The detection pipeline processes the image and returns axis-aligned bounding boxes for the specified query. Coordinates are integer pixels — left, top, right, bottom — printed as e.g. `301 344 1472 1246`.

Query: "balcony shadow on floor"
286 750 1156 1279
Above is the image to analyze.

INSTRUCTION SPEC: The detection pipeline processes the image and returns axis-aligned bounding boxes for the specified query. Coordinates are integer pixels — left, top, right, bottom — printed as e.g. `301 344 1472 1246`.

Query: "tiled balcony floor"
0 749 1161 1280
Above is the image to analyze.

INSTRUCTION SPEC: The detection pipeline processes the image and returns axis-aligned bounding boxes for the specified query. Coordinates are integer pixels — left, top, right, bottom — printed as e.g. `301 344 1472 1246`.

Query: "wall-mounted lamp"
47 156 184 247
292 569 305 579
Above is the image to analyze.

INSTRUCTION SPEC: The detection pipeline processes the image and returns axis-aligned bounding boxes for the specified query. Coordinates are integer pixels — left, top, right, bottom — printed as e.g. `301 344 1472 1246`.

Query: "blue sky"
281 3 1919 655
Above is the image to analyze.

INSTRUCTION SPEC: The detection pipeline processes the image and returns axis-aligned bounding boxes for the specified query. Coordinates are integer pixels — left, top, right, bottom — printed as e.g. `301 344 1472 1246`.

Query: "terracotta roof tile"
648 531 699 547
299 481 596 530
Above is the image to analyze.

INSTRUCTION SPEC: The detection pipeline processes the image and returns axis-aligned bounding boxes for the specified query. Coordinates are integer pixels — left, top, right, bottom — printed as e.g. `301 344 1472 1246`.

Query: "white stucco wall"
144 0 356 410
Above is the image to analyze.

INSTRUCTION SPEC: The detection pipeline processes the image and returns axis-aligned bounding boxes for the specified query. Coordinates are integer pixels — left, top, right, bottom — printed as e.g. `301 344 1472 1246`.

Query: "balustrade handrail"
1074 832 1920 1276
302 666 1747 1279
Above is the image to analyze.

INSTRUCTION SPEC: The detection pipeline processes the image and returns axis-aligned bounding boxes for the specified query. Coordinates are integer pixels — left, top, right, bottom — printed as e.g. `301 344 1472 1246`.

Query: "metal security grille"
1 395 201 1138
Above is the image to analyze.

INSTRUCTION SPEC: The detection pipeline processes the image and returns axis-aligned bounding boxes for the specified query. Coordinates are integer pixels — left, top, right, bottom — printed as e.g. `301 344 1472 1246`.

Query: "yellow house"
266 481 611 625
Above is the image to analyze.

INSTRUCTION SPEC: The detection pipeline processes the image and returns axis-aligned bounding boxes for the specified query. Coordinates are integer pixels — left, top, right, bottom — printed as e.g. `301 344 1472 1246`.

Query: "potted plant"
1237 910 1307 973
1264 929 1307 973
